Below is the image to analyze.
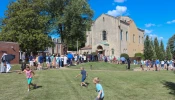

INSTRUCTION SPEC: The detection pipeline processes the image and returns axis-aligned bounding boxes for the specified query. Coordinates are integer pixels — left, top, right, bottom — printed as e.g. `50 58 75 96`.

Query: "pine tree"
144 35 154 60
150 38 157 60
160 40 165 60
166 45 172 60
154 37 161 60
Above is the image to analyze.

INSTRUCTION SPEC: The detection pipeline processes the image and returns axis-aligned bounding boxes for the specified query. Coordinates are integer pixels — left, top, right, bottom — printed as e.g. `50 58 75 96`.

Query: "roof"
0 41 19 44
137 28 145 32
100 41 109 46
80 45 92 50
120 20 130 25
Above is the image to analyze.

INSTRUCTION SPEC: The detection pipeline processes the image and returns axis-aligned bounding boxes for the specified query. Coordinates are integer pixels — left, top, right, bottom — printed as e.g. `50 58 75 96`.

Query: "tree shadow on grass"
162 81 175 95
85 82 90 86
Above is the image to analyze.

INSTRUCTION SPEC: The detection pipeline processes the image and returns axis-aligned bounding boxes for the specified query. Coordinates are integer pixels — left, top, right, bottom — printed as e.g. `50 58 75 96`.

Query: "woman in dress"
52 54 56 69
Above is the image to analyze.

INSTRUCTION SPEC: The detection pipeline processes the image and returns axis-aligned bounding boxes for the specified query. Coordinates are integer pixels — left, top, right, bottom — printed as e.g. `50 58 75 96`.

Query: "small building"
48 38 64 55
0 42 20 64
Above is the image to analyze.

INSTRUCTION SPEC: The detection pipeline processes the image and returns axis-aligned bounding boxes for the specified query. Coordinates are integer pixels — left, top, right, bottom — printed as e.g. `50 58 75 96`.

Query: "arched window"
133 34 135 43
120 30 123 40
142 37 144 44
102 31 107 40
112 48 114 55
126 31 128 41
139 36 140 43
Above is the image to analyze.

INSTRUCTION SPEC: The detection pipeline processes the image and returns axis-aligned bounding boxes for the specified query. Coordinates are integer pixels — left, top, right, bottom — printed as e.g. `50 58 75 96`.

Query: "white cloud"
114 0 126 3
167 20 175 24
107 6 127 17
145 23 155 27
148 34 163 40
145 29 163 40
145 29 153 34
159 37 164 40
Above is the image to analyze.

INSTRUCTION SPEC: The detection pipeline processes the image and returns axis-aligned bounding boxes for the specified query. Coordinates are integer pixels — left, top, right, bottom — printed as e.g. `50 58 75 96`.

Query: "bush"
134 53 144 59
120 53 129 59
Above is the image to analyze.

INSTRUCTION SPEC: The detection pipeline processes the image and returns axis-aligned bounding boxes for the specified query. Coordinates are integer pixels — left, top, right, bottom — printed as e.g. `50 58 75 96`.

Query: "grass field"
69 62 139 71
1 62 175 100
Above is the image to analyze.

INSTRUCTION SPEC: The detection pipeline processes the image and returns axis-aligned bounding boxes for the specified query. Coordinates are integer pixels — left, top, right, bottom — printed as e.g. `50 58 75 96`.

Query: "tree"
150 38 157 59
154 37 161 60
168 34 175 56
0 0 54 52
134 53 144 59
47 0 93 52
0 18 2 31
166 45 172 60
159 40 165 60
120 53 129 59
144 35 154 60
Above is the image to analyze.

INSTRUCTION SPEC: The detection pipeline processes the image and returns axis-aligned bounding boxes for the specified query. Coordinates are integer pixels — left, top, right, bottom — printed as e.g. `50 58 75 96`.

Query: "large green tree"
144 35 154 60
166 45 172 60
47 0 93 52
168 34 175 56
0 0 54 52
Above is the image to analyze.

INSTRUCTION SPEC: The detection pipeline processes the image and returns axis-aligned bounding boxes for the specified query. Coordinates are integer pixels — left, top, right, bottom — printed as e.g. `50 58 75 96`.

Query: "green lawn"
11 62 139 71
1 65 175 100
70 62 139 71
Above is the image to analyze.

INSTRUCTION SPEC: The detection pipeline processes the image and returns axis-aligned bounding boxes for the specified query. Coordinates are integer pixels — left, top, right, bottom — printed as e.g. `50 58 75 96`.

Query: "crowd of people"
134 59 175 71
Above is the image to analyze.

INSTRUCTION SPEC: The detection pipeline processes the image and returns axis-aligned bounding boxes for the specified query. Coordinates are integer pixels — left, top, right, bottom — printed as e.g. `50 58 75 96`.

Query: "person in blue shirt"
46 53 51 69
29 54 34 67
76 67 88 87
93 77 104 100
38 53 43 70
155 59 160 71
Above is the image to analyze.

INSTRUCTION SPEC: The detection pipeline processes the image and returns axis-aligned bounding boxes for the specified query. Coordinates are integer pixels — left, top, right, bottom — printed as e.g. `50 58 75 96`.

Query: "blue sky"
0 0 175 47
89 0 175 47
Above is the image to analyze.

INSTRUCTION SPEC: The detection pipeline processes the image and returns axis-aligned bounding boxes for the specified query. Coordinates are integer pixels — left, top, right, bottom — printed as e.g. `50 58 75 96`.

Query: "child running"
23 65 37 91
93 77 104 100
76 67 88 87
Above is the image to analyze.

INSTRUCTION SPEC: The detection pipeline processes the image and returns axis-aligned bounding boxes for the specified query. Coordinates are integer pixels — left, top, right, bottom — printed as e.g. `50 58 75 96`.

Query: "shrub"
134 53 144 59
120 53 129 59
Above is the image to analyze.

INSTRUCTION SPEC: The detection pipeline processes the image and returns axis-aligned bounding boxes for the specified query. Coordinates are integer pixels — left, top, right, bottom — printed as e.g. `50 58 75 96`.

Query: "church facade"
80 14 144 58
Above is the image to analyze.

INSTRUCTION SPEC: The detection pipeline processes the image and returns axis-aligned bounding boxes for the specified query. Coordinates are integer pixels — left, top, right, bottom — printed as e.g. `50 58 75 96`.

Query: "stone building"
80 14 144 58
47 38 64 55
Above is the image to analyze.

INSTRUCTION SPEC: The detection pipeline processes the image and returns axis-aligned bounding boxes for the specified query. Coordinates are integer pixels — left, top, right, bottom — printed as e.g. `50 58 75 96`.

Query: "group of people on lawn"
27 53 71 70
137 59 175 71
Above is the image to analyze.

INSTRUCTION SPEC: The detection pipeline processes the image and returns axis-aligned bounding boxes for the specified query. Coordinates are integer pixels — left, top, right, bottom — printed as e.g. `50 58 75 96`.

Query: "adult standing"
22 52 26 63
6 59 11 73
29 53 34 67
56 54 60 68
38 53 43 70
46 53 51 69
52 54 56 68
127 58 131 69
64 55 68 66
1 53 7 73
64 55 68 67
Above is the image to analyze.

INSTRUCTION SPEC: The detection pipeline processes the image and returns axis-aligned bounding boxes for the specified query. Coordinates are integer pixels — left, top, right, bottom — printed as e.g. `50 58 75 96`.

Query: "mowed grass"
0 68 175 100
10 62 139 71
70 62 139 71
